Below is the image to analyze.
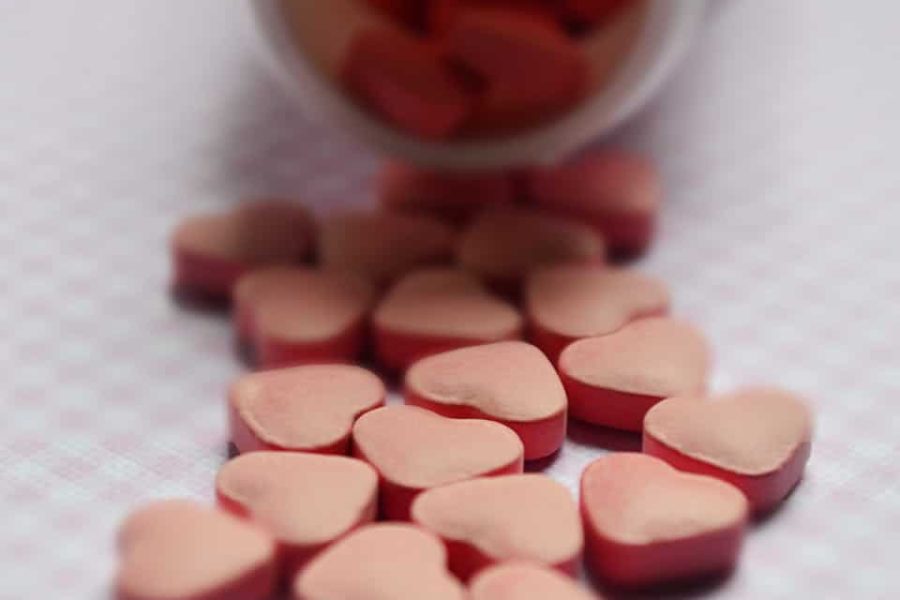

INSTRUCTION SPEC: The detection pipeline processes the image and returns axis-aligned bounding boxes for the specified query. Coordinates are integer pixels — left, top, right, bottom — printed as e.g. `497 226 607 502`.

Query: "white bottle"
250 0 707 170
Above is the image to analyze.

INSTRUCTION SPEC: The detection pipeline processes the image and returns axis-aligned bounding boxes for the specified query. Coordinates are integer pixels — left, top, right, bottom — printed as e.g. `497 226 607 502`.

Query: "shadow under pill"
567 419 642 452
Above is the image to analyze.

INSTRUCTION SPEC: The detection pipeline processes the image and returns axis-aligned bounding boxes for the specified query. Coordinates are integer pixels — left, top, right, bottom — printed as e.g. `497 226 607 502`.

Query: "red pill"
365 0 423 28
352 405 524 520
242 269 375 368
643 388 813 513
456 207 604 294
378 161 515 224
216 452 378 581
411 474 583 581
170 200 313 301
318 211 455 287
581 453 748 589
233 266 313 345
294 523 466 600
527 151 661 257
405 341 567 460
341 27 472 139
229 364 385 455
469 562 600 600
525 265 669 361
561 0 632 29
115 499 276 600
558 317 709 431
373 268 522 371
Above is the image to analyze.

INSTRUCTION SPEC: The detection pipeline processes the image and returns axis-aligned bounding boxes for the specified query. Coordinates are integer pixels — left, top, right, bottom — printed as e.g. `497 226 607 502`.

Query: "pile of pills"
117 148 814 599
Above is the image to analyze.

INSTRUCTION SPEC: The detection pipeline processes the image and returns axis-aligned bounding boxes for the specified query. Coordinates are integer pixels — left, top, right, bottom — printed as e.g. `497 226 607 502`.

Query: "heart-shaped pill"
318 211 455 287
526 150 660 257
558 317 710 431
240 269 375 368
171 200 313 301
525 265 669 361
294 523 466 600
352 405 524 520
373 268 523 371
643 388 813 513
580 453 748 588
456 207 604 294
229 364 385 455
216 452 378 581
411 474 583 581
405 341 567 460
115 499 276 600
378 161 514 224
469 562 600 600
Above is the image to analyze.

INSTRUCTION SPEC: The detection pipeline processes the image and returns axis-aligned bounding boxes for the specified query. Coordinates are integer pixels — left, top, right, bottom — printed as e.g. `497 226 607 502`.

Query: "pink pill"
456 207 605 294
294 523 466 600
115 499 276 600
643 387 813 513
216 452 378 581
239 269 375 368
378 161 515 224
373 268 522 371
405 341 567 460
525 265 669 361
469 562 601 600
558 317 709 431
411 474 583 581
170 200 313 301
526 151 661 257
318 211 455 287
580 453 748 589
229 364 385 455
352 405 524 520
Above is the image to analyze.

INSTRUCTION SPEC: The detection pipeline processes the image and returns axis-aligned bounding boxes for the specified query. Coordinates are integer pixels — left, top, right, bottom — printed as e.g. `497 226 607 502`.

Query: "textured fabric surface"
1 2 898 598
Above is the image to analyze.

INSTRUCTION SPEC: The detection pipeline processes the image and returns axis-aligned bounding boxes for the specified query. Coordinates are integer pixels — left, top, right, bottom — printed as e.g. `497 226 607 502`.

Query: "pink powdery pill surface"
643 388 814 513
318 211 456 287
243 269 375 368
115 499 276 600
373 268 522 371
171 200 314 300
232 267 318 344
293 523 466 600
469 562 601 600
558 317 710 431
411 474 583 581
526 151 661 257
405 341 567 460
378 161 515 224
525 265 669 361
216 452 378 581
456 207 605 293
580 453 748 589
352 405 523 520
229 364 385 455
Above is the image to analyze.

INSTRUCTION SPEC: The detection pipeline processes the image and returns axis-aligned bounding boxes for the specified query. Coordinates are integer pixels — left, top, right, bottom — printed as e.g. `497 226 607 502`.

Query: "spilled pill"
229 364 384 455
352 405 524 520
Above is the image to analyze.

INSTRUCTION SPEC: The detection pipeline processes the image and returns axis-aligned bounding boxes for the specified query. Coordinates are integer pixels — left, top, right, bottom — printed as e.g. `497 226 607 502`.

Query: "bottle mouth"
250 0 706 170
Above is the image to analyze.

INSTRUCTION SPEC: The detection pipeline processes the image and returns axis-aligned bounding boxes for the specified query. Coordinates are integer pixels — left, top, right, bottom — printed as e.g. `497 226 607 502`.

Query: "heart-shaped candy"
373 268 523 371
469 562 600 600
411 474 583 581
115 499 276 600
525 265 669 361
405 341 567 460
171 200 313 300
229 364 385 455
643 387 813 513
216 452 378 581
238 268 375 368
293 523 465 600
352 405 524 520
558 317 710 431
580 453 748 588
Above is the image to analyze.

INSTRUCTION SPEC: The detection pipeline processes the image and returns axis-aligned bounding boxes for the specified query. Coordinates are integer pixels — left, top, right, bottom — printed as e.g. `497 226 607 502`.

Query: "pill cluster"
116 148 813 599
333 0 637 138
